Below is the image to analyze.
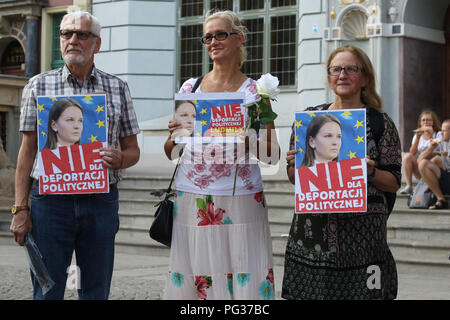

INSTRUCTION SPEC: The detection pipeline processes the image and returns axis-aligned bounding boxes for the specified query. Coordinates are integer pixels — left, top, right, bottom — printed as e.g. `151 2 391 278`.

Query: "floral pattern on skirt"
164 191 274 300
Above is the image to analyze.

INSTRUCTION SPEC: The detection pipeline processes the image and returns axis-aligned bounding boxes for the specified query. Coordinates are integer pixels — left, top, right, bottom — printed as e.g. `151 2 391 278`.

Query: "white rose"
256 73 280 99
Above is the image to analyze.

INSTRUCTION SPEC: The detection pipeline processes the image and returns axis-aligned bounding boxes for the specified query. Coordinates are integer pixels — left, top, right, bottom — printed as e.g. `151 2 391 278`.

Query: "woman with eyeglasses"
400 110 442 194
163 10 279 300
283 45 401 300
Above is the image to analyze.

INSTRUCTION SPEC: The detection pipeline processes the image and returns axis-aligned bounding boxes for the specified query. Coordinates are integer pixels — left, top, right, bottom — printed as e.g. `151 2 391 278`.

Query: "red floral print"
266 268 274 284
209 164 232 179
254 191 265 207
195 276 212 300
197 202 226 226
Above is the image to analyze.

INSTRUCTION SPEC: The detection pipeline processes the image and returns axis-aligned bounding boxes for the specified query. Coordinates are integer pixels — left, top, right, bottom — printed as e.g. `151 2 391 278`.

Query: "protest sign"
36 94 108 194
294 109 367 213
173 92 245 143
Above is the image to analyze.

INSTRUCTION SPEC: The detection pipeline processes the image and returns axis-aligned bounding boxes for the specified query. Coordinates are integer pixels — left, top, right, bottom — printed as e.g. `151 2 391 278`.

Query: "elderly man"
418 119 450 210
10 11 140 299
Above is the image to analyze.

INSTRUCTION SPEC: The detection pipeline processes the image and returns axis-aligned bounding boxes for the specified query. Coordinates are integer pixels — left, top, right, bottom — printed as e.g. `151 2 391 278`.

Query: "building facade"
0 0 449 166
93 0 450 154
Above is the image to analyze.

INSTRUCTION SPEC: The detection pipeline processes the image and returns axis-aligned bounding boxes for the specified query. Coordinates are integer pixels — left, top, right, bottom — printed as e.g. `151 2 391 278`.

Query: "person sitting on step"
417 119 450 210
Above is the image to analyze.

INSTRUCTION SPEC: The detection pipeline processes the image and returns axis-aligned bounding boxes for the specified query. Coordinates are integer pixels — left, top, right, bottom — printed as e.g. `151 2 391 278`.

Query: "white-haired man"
418 119 450 209
10 12 140 299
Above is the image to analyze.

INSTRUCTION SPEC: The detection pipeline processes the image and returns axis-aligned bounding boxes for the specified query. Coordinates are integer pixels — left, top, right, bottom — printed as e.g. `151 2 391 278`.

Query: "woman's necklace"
206 73 241 92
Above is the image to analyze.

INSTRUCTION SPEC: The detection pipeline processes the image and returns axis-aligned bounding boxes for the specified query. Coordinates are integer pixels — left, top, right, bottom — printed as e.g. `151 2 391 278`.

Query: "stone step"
0 213 11 232
388 239 450 265
0 197 14 207
0 231 15 245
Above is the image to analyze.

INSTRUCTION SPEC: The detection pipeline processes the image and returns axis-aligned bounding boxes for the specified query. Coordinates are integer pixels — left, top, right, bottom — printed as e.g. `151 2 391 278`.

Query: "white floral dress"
163 78 275 300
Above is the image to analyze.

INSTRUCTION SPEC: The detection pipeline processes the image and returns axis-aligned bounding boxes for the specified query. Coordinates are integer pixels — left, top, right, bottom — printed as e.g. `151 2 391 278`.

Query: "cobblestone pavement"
1 244 449 300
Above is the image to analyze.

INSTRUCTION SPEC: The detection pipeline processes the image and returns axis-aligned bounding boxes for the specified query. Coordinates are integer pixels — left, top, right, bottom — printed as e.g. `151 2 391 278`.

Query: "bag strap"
192 76 204 93
160 76 202 196
166 156 181 194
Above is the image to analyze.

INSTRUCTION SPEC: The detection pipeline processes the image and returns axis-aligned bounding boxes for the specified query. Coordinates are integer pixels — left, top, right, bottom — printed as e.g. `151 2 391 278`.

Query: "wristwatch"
11 205 29 215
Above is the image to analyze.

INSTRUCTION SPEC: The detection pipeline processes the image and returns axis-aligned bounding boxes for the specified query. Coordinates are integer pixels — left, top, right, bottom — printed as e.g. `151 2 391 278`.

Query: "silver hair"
61 11 101 37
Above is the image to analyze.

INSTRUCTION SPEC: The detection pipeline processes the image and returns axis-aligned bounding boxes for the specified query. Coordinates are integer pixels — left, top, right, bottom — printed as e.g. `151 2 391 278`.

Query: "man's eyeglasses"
201 32 238 44
59 30 98 40
327 65 363 76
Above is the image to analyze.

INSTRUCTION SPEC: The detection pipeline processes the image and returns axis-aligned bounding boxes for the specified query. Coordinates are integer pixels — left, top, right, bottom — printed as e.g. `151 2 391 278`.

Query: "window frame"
176 0 298 90
41 6 70 72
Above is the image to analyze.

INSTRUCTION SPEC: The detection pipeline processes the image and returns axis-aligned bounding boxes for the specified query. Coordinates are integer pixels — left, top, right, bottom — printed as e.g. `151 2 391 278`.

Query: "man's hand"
10 211 32 246
99 147 124 170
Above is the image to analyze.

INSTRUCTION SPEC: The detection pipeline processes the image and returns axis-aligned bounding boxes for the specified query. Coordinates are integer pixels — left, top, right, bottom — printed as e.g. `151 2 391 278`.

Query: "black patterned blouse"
281 104 402 300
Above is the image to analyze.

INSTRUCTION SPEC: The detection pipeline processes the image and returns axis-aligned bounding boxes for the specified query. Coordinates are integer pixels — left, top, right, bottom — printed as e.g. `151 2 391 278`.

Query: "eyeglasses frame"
327 65 364 76
59 29 98 41
200 31 239 45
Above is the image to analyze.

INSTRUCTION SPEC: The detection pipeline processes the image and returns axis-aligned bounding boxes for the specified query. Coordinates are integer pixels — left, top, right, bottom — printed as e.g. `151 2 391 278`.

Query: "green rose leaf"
196 198 206 210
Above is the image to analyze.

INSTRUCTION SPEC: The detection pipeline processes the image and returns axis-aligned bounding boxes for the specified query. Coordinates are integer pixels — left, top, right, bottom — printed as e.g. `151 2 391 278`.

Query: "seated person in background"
401 110 441 194
417 119 450 210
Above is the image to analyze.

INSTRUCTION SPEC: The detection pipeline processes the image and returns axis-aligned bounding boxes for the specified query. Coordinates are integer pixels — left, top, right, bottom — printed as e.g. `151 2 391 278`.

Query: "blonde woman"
163 10 279 300
400 110 442 194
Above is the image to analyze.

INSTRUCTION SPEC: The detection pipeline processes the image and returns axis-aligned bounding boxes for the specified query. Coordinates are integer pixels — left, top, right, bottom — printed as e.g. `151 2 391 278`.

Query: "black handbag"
149 77 202 246
149 158 180 247
407 178 436 209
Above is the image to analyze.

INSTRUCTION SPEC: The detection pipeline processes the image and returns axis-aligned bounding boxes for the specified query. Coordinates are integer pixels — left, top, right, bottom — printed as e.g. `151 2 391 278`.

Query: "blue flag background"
36 94 107 151
295 109 366 168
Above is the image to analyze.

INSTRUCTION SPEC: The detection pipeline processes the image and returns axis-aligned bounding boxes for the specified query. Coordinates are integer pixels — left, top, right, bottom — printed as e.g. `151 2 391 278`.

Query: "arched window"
0 40 25 76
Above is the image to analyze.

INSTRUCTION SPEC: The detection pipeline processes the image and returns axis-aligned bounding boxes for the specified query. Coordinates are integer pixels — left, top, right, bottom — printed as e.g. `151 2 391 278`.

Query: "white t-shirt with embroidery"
412 131 442 155
174 77 264 196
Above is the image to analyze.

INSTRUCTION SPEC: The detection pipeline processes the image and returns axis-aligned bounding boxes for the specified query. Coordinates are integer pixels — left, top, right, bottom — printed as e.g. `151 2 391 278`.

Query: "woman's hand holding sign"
286 149 297 184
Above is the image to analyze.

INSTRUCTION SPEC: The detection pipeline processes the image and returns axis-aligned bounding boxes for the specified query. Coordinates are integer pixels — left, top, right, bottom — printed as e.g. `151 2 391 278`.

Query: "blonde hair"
204 9 248 68
417 109 441 132
327 45 383 112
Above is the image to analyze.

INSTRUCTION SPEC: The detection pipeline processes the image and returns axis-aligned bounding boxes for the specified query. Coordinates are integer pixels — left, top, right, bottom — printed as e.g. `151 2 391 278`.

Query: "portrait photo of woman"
43 98 84 150
171 100 197 139
301 113 342 167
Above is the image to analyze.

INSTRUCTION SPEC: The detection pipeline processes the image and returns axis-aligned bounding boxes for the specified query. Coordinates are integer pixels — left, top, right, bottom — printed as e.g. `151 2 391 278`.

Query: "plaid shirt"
20 65 140 184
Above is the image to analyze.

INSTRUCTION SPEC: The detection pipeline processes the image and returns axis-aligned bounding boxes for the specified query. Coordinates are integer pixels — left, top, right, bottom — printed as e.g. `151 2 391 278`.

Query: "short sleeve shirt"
20 65 140 184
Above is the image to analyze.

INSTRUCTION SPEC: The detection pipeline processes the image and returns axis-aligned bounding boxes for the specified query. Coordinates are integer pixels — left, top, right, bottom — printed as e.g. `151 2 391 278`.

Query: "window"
51 13 64 69
177 0 297 88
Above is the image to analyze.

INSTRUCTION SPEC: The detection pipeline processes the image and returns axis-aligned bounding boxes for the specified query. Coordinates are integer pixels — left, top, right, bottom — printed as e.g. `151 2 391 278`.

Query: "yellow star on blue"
38 104 44 112
307 112 315 117
88 134 98 142
95 105 104 114
50 97 57 101
37 119 42 126
354 120 364 129
355 136 364 144
96 120 105 128
295 120 303 128
200 108 207 115
83 96 93 103
298 147 303 153
342 111 352 118
347 150 356 159
41 131 46 136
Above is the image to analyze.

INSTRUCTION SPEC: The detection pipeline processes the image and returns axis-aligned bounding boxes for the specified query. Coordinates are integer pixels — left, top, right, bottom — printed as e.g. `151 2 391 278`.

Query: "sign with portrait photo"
173 92 246 144
36 94 108 195
294 109 367 214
